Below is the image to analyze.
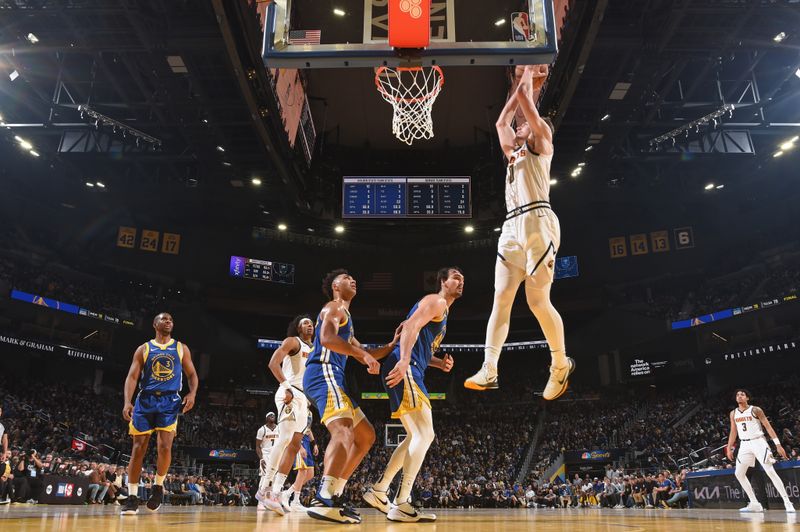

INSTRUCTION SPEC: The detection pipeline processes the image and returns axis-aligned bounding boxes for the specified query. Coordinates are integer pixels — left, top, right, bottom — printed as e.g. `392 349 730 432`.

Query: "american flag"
362 272 393 291
288 29 321 45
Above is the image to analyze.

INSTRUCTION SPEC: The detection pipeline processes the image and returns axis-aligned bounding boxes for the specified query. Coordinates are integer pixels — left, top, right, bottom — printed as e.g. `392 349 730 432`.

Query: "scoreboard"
229 256 295 284
343 176 471 218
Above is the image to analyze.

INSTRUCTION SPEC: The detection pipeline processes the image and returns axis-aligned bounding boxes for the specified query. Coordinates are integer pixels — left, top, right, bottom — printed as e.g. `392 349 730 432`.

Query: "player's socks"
154 474 165 486
272 473 288 495
128 483 139 499
319 475 336 499
333 477 347 496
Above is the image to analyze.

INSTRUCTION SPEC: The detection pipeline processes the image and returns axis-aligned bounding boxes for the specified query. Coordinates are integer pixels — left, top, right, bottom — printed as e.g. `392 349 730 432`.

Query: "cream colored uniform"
734 406 774 467
274 337 312 433
497 142 561 284
256 424 279 475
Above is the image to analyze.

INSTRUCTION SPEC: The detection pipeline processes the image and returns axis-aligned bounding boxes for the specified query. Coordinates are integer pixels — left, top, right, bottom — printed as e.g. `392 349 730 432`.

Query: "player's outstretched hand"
122 402 134 421
182 393 196 414
386 359 410 388
441 353 454 373
364 354 380 375
777 444 789 460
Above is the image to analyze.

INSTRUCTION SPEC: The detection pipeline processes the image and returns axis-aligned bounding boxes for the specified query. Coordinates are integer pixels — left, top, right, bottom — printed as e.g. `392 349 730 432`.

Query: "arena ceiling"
1 0 799 242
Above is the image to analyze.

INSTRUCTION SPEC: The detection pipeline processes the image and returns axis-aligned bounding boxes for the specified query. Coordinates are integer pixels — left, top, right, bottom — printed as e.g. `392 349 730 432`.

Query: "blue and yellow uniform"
303 308 363 425
293 432 315 470
129 338 184 435
380 301 447 418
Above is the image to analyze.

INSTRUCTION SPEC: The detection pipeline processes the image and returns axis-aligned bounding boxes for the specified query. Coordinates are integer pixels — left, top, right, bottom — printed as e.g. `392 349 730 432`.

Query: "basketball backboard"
263 0 557 69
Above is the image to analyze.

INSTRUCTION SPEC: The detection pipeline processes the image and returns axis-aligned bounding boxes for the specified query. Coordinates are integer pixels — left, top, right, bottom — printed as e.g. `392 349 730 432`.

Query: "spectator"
13 449 44 503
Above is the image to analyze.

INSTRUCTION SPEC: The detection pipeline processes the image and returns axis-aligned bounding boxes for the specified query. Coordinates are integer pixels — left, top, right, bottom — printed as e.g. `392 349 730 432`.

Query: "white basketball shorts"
497 207 561 285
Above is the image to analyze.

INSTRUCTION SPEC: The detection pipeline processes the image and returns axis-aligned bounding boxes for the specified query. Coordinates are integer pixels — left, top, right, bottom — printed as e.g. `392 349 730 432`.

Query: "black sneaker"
147 485 163 511
121 495 139 516
307 494 359 524
338 495 361 521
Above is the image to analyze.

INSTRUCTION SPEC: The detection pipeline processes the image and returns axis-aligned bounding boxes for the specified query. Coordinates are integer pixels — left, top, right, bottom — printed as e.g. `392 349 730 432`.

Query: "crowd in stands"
610 255 800 322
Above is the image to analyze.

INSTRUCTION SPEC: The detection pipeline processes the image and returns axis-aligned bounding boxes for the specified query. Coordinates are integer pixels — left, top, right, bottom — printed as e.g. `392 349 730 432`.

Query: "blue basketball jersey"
306 307 354 372
140 339 184 393
407 300 448 372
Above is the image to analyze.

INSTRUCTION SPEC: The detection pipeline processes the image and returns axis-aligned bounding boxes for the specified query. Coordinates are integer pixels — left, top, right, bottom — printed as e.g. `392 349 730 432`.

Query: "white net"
375 66 444 146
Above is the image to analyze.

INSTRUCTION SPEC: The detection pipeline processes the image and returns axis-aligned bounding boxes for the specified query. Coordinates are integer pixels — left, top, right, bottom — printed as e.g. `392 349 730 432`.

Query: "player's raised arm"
179 343 199 414
497 86 520 158
753 407 788 459
122 344 146 421
726 410 737 461
516 65 553 156
386 295 447 388
318 303 379 373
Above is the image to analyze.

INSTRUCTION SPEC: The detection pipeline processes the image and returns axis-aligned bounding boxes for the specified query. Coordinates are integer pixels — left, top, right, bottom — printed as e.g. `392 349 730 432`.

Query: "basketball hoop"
375 66 444 146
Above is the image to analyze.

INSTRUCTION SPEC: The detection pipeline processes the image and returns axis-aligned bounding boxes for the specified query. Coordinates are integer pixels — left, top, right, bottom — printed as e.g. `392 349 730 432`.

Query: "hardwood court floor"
0 505 797 531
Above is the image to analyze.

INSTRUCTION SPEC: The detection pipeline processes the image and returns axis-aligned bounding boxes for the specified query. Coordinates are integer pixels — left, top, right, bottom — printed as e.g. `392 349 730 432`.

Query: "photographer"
14 449 44 503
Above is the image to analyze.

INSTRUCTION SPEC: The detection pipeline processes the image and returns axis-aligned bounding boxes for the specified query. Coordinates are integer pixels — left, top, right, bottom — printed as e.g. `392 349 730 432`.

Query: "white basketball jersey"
505 142 552 212
281 337 312 389
734 406 764 439
257 424 279 454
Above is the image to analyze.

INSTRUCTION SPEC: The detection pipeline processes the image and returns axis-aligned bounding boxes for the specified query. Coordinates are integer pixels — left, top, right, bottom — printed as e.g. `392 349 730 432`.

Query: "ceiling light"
333 8 346 16
277 223 287 231
796 68 800 79
550 178 558 185
494 18 506 26
222 161 231 167
571 170 579 177
251 177 262 186
96 181 105 188
464 225 474 234
216 145 225 152
9 70 19 81
19 140 33 150
85 182 95 187
585 146 593 152
306 227 315 232
262 210 270 215
773 151 784 158
202 118 208 124
493 227 501 232
334 225 345 234
578 162 585 167
773 32 787 43
704 183 714 190
780 141 795 150
0 114 4 122
29 150 39 157
601 114 610 121
715 185 724 189
791 136 799 143
26 33 39 44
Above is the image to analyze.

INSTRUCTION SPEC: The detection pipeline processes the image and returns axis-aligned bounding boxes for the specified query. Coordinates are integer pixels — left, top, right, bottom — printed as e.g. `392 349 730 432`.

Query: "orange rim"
375 66 444 104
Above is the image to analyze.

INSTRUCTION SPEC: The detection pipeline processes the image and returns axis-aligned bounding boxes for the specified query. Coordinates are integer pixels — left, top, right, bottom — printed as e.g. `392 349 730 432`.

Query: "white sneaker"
363 488 391 514
387 501 436 522
291 496 306 511
784 499 796 513
542 357 575 400
257 502 268 511
464 362 499 391
264 494 287 516
739 502 764 513
280 491 292 512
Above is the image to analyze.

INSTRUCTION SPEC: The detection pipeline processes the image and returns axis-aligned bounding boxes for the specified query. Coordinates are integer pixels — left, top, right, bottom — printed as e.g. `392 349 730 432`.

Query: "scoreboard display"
229 256 294 284
343 176 471 218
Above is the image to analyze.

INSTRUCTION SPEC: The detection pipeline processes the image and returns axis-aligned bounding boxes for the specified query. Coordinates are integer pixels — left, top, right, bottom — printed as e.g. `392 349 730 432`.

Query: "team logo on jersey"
150 354 175 382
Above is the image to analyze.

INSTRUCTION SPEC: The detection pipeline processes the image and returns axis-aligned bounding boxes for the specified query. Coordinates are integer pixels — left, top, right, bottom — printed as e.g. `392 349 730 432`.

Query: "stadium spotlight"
251 177 262 186
334 225 345 234
716 185 724 189
9 70 19 81
333 8 346 16
216 145 225 152
494 18 506 26
85 182 95 187
773 151 784 158
96 182 105 188
773 32 787 43
29 150 39 157
796 68 800 79
464 225 474 234
585 146 593 152
780 139 796 150
578 162 586 167
550 178 558 185
601 114 610 121
704 183 714 190
493 227 501 232
277 223 288 231
26 33 39 44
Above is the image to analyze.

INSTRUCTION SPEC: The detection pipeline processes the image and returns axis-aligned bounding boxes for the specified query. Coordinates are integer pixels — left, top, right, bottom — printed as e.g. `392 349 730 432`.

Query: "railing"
514 407 547 485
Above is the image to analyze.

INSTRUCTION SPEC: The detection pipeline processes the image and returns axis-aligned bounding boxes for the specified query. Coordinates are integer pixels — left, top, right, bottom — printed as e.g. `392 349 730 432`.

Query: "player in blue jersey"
120 313 198 515
304 269 402 524
363 266 462 522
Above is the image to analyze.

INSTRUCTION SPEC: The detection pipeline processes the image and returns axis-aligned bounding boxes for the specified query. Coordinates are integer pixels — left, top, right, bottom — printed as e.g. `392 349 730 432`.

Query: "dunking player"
258 315 314 514
303 269 401 523
255 412 278 510
726 389 795 512
121 312 198 515
465 64 574 400
287 418 318 511
364 267 462 522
